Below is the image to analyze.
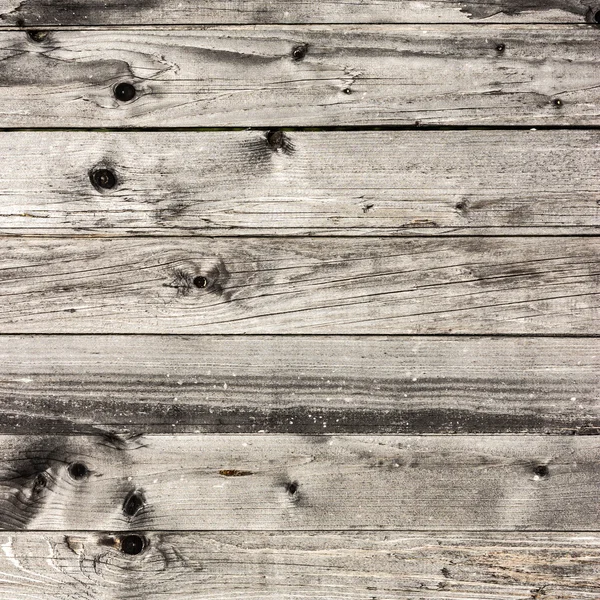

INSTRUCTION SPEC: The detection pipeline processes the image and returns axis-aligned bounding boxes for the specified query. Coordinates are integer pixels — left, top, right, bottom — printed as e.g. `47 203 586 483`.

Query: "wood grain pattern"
1 335 598 435
0 26 599 126
0 531 599 600
0 237 597 334
0 434 598 531
1 130 599 235
0 0 596 25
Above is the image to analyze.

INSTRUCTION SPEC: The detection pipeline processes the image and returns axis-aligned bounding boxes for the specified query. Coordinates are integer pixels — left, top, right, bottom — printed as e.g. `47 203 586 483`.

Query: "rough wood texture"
1 130 599 235
0 237 597 334
0 0 597 24
1 335 598 435
0 434 598 531
0 26 599 126
0 531 599 600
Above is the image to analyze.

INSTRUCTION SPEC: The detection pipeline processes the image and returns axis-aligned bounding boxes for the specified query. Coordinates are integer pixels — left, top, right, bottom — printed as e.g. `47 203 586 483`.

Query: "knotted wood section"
0 531 599 599
1 26 600 126
1 130 599 235
0 434 598 531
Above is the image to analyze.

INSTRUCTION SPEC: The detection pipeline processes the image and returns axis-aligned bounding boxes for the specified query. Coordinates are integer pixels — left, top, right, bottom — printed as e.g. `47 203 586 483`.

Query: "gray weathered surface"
0 335 598 434
0 237 597 334
0 531 599 599
1 130 599 235
0 0 595 24
0 434 598 530
0 26 599 126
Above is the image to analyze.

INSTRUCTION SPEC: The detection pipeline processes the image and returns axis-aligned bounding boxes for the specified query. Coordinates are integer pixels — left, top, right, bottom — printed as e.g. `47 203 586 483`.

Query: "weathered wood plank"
1 335 598 435
0 26 599 126
1 130 599 235
0 237 597 334
0 435 598 530
0 531 599 600
0 0 596 25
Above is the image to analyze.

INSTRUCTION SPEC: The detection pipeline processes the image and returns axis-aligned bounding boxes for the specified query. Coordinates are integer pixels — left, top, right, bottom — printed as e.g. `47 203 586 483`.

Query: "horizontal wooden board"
0 435 599 532
0 0 596 24
0 26 600 126
1 130 599 235
0 531 599 600
0 237 597 334
0 434 599 530
1 335 598 435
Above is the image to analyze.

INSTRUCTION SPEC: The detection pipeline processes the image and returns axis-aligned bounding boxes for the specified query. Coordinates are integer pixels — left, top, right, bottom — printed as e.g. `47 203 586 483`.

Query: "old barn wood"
1 130 600 235
0 0 599 599
1 26 600 127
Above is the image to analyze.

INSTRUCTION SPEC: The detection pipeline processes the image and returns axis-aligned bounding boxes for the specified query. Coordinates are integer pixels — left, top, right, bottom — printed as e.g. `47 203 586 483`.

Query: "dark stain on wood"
2 0 162 26
459 0 586 20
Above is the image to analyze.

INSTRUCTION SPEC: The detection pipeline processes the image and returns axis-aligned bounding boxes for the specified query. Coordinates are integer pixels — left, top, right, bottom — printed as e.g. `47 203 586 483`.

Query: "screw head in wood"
552 98 563 108
114 82 136 102
90 168 117 190
120 534 146 555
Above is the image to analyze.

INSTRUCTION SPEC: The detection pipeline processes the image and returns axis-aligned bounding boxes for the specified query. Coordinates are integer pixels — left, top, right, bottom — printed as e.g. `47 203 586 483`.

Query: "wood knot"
585 7 600 23
285 480 299 495
27 30 49 43
123 489 145 517
120 533 147 555
90 167 117 191
291 44 308 61
114 82 136 102
68 462 89 481
266 130 295 155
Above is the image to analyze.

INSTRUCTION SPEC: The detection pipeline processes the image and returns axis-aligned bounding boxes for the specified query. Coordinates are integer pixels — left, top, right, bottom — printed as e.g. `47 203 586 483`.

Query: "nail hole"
533 465 549 479
193 275 208 289
285 481 299 495
90 168 117 190
291 44 308 61
27 30 48 43
496 43 505 52
123 490 145 517
68 462 89 481
552 98 563 107
120 534 146 555
114 82 136 102
343 87 352 94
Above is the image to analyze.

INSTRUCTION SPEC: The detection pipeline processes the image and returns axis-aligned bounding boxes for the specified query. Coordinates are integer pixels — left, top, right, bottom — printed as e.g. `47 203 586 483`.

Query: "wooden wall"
0 0 599 598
